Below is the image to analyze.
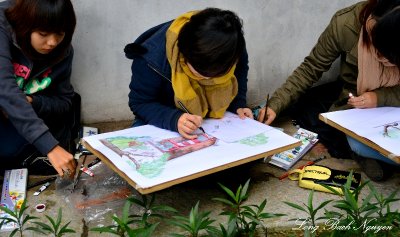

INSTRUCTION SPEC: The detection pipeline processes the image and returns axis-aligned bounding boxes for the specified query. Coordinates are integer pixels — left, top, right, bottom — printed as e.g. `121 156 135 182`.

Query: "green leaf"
55 208 62 231
257 200 267 215
46 214 57 230
307 190 314 212
59 221 76 234
0 205 17 218
90 226 120 234
113 218 127 231
312 200 332 217
170 234 186 237
22 215 38 226
234 185 243 203
240 179 251 200
33 221 53 232
130 222 159 237
0 217 16 224
212 197 236 207
259 212 285 219
122 201 132 223
25 226 47 234
343 188 358 210
10 228 18 237
151 205 177 213
128 196 145 207
218 183 237 202
241 206 257 216
148 193 156 208
284 201 307 212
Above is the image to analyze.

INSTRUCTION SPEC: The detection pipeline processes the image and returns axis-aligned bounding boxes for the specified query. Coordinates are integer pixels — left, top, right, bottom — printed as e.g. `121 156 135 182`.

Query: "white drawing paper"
321 107 400 157
83 113 299 190
201 112 273 142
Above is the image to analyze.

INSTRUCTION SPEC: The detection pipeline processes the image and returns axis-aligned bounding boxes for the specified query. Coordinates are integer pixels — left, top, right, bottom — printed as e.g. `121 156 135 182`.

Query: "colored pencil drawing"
374 121 400 138
100 134 217 178
239 133 269 146
83 120 301 191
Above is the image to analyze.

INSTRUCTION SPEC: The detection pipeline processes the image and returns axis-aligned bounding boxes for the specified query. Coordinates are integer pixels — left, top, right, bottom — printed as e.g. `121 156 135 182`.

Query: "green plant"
0 198 38 237
213 179 284 236
91 193 175 237
320 172 394 237
31 208 75 237
284 189 332 236
208 219 238 237
368 184 400 236
368 183 399 219
128 193 177 228
91 198 158 237
168 201 216 237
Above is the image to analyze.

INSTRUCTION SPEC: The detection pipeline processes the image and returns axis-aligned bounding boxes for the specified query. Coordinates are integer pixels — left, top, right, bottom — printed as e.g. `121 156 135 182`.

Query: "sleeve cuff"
32 131 59 155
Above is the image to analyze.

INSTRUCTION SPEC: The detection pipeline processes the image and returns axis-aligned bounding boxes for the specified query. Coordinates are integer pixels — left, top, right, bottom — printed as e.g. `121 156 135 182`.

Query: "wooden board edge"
318 114 400 163
82 139 301 194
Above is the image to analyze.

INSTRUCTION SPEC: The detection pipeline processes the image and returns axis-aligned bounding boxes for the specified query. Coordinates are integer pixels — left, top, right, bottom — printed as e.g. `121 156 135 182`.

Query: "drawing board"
83 113 301 194
319 107 400 163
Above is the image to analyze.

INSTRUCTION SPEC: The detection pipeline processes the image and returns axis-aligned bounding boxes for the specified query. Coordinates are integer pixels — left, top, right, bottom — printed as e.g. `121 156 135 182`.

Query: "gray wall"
70 0 359 123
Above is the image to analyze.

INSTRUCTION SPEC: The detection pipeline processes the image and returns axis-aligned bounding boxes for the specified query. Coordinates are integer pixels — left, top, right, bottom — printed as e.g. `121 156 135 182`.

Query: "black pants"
0 93 81 174
283 80 352 158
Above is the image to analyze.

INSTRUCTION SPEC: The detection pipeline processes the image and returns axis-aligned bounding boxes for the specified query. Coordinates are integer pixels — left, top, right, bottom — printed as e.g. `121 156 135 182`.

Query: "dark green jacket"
269 1 400 116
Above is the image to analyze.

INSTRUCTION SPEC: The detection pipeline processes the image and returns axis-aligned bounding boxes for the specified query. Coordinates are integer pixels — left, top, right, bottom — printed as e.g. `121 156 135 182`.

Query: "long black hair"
178 8 245 78
6 0 76 61
360 0 400 68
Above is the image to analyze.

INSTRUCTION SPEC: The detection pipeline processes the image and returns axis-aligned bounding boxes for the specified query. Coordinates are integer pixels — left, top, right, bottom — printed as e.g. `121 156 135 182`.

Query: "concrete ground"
1 117 399 237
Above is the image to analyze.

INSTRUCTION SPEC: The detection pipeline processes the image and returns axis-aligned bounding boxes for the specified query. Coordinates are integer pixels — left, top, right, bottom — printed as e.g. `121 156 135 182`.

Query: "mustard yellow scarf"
166 11 238 118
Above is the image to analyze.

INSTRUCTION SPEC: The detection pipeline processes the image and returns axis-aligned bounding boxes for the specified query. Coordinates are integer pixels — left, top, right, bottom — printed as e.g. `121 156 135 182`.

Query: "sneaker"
351 153 393 181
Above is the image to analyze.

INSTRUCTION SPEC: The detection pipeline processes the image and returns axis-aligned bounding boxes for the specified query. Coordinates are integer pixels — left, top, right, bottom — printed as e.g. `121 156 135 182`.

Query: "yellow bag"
288 165 361 194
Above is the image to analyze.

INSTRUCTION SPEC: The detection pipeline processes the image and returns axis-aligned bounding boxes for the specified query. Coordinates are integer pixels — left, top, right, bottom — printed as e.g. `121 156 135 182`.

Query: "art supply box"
0 169 28 232
268 128 318 170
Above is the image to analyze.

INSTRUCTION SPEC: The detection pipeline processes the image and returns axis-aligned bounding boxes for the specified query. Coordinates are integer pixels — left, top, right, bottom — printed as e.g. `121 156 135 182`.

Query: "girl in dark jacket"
0 0 78 177
125 8 252 140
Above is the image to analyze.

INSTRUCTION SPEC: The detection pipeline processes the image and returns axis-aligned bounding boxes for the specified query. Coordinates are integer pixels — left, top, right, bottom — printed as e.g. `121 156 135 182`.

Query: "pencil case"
287 165 361 194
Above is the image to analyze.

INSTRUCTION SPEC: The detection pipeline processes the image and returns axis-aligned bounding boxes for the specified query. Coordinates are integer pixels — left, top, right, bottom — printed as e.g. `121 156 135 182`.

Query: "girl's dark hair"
178 8 245 77
360 0 400 67
6 0 76 60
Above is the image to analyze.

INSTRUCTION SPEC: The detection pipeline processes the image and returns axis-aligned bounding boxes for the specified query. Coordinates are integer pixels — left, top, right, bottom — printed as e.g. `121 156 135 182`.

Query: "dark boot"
352 153 393 182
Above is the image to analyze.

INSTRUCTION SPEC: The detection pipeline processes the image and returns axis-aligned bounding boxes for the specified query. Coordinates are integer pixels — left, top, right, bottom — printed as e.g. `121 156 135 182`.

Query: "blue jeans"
346 136 399 166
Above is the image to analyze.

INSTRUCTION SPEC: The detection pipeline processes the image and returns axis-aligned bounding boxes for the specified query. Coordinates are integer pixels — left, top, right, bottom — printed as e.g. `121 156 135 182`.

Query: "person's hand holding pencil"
256 94 276 125
177 101 205 139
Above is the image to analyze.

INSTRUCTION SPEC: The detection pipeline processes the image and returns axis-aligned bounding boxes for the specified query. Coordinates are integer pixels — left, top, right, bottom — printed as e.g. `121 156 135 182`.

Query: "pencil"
279 156 326 180
263 94 270 123
177 101 206 134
